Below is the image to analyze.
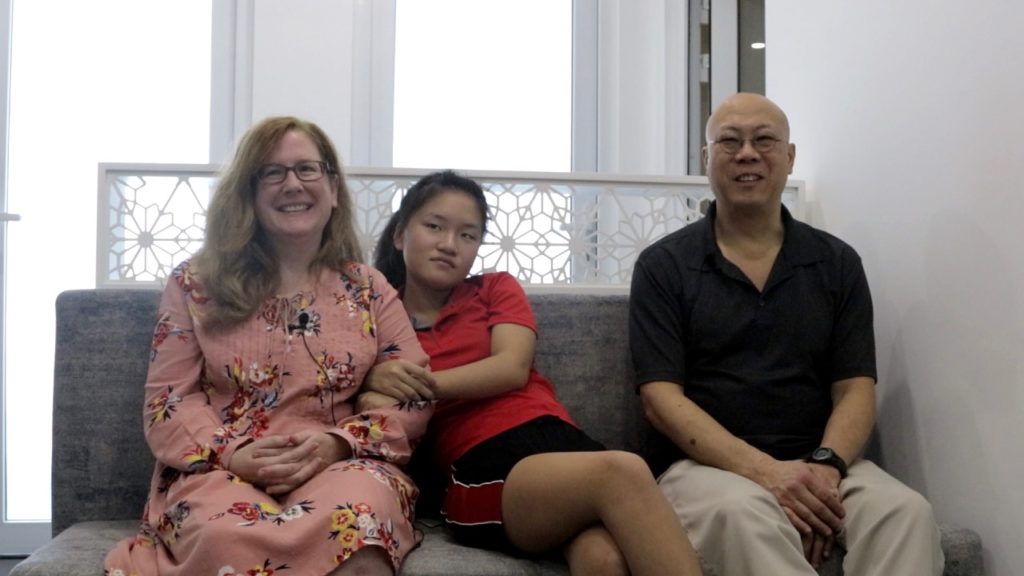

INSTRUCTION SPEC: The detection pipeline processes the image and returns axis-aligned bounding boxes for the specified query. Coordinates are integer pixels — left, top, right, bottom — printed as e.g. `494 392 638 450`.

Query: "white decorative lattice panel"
98 164 803 289
100 165 215 287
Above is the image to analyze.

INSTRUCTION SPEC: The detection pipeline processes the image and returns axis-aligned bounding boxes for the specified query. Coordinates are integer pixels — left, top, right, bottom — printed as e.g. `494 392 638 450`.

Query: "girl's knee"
585 451 662 506
597 450 655 484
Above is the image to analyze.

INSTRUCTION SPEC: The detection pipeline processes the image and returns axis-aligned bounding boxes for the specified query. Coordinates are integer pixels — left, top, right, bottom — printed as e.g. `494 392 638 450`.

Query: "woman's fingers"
264 457 324 495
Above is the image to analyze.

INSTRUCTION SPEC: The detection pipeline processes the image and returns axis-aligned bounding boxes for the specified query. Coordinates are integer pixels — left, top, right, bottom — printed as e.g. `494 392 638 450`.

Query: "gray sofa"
13 289 983 576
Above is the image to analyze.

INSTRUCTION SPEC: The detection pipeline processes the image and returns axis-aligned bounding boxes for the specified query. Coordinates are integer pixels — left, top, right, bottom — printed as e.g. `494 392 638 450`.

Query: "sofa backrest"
529 293 645 452
50 289 646 536
52 289 161 536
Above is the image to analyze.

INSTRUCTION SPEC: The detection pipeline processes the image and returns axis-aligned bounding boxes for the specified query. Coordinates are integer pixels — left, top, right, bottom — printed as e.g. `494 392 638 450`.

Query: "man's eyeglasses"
708 136 783 154
256 161 331 184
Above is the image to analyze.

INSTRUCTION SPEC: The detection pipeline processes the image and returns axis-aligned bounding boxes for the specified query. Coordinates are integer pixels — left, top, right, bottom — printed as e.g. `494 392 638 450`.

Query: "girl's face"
394 189 484 294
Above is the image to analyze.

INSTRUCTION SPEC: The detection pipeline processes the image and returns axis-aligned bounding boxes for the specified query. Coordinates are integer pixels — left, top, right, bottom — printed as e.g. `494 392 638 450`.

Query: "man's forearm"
640 380 777 483
820 377 877 466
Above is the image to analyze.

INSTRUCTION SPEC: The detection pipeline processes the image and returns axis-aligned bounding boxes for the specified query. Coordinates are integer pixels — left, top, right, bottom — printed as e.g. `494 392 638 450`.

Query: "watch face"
813 447 832 460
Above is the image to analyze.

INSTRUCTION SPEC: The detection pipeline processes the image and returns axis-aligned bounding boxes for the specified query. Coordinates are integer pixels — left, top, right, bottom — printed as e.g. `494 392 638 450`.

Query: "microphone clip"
288 312 311 334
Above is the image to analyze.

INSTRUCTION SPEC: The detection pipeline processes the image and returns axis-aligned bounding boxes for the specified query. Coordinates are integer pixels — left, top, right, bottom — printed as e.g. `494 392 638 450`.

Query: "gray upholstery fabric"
10 521 138 576
12 289 984 576
47 290 159 537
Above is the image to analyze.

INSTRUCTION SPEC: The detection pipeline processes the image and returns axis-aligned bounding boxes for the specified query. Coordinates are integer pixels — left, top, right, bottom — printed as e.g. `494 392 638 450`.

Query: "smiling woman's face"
253 129 337 252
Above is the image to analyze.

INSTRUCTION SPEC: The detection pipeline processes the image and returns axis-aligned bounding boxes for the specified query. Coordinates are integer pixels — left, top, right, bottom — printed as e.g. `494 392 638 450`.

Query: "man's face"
702 95 796 211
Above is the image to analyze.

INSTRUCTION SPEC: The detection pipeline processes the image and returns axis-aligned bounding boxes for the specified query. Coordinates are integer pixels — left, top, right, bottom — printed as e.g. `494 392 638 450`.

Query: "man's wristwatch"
805 447 848 479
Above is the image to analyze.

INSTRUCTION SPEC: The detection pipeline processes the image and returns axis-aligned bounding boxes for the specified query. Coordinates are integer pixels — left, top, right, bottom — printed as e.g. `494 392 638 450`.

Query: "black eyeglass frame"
254 161 334 185
707 136 784 154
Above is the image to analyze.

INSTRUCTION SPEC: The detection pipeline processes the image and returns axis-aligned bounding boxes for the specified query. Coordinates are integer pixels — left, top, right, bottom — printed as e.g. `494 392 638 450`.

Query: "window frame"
0 0 51 554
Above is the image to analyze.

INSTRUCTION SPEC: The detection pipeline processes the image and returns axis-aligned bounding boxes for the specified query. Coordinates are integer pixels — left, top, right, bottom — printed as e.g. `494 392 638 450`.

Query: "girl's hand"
364 359 438 401
355 391 401 412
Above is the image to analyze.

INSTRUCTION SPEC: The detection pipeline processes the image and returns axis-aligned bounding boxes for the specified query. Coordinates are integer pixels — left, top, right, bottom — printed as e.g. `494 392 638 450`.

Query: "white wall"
767 3 1024 574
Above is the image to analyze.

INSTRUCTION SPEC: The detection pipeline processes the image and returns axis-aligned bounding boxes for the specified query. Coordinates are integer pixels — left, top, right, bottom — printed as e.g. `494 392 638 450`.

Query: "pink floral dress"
104 261 432 576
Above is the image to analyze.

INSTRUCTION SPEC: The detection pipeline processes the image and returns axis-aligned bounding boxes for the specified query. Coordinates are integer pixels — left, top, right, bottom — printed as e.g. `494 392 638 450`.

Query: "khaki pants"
659 459 944 576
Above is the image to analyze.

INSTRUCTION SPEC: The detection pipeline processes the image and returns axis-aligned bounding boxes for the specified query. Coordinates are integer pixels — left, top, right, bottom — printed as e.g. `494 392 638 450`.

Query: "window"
1 0 211 551
691 0 766 174
3 1 768 553
392 0 571 172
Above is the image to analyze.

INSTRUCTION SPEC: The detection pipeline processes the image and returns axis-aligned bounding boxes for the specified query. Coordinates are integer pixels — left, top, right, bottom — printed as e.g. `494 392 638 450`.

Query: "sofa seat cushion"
404 522 567 575
9 520 568 576
11 520 982 576
10 520 136 576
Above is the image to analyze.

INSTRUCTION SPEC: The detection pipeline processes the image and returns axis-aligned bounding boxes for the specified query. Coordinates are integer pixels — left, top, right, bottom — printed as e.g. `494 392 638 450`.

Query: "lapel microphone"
288 312 311 333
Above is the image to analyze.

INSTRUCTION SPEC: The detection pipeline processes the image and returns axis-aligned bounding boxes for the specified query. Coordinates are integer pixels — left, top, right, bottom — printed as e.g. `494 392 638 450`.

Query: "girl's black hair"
374 170 489 288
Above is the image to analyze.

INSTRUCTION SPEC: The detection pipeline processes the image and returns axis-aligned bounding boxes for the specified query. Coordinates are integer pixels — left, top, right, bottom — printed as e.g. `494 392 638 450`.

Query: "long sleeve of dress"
328 266 433 466
143 270 249 472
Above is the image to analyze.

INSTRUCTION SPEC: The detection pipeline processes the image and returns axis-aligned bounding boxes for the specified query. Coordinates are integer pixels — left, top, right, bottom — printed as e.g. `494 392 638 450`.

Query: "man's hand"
797 530 835 569
799 462 843 564
363 359 438 401
758 459 845 542
807 461 843 491
228 431 351 495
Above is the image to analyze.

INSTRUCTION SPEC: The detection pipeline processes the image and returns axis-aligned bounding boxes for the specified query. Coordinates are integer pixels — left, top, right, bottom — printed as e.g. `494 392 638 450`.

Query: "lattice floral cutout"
99 165 799 288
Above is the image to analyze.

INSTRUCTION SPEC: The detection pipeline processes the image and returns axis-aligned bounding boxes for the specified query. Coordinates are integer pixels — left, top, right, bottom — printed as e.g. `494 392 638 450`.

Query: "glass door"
1 0 212 553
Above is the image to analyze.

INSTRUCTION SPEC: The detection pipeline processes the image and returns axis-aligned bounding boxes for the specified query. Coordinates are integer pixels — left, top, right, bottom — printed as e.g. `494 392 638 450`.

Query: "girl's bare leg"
564 524 629 576
502 450 702 576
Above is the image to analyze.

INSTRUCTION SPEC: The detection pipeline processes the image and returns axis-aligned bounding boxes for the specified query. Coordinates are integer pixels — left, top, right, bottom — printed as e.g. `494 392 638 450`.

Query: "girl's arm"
430 322 535 400
361 322 537 402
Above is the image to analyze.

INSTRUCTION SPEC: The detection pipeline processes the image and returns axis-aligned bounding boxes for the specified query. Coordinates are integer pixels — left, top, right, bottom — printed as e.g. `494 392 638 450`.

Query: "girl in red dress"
366 170 702 576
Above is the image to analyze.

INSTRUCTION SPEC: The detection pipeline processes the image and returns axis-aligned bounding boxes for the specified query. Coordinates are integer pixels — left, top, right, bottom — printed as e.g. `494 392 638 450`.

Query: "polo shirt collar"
689 201 826 272
432 275 483 327
398 276 481 331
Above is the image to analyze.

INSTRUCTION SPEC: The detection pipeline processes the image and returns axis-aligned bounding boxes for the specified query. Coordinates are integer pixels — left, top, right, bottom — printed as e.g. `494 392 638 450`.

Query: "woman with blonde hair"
105 116 432 576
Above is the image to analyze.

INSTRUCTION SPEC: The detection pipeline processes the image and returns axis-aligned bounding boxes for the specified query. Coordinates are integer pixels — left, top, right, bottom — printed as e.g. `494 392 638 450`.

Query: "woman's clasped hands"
229 431 352 495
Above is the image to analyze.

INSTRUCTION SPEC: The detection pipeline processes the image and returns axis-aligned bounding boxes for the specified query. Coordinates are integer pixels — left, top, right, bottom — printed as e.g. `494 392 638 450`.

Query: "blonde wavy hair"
192 116 362 329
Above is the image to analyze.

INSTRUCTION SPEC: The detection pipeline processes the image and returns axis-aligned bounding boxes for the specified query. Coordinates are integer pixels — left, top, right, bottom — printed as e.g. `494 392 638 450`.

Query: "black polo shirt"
629 202 876 474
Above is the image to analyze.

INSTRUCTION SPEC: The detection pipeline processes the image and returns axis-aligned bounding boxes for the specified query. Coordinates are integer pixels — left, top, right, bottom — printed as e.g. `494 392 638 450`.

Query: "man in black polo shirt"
629 93 943 576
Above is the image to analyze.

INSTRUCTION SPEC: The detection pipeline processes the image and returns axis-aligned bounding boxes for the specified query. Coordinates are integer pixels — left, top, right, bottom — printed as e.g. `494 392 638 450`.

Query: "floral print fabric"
104 261 432 576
